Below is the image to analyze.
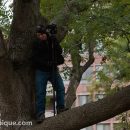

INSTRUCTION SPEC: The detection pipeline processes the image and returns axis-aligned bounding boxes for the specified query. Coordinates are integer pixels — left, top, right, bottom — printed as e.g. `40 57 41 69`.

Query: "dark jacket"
32 36 64 72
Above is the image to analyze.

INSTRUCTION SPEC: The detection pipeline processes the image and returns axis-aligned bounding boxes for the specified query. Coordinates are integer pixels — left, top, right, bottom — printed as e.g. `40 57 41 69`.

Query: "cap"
36 25 46 34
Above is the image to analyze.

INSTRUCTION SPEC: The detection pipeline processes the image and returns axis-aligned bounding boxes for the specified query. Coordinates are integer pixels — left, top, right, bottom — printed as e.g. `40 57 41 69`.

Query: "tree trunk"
9 0 41 62
0 1 41 129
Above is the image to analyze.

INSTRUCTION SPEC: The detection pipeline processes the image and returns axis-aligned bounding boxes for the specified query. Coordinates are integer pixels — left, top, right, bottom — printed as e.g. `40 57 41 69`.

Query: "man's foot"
57 107 69 114
36 112 45 123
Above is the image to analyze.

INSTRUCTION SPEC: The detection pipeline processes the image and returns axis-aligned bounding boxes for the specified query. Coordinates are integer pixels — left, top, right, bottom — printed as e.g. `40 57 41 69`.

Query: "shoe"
57 107 69 114
36 112 45 123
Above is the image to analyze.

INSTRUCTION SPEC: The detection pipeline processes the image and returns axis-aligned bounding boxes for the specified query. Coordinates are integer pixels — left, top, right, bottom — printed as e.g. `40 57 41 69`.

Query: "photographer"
32 25 66 123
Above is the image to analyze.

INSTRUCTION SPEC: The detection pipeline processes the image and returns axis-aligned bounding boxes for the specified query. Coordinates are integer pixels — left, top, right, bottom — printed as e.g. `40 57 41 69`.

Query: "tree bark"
0 0 41 126
65 42 95 108
19 85 130 130
9 0 40 62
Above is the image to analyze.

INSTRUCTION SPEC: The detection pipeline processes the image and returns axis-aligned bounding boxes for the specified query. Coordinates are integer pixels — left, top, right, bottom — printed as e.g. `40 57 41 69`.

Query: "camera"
36 25 46 34
46 24 57 35
36 24 57 36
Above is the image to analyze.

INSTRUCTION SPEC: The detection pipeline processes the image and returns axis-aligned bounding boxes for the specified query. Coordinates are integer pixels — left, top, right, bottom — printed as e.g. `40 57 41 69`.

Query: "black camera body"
36 24 57 36
46 24 57 35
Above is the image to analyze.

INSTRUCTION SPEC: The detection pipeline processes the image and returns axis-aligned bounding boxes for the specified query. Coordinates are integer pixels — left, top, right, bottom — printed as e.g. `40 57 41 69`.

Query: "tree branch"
81 42 95 73
65 41 82 108
24 85 130 130
65 41 95 108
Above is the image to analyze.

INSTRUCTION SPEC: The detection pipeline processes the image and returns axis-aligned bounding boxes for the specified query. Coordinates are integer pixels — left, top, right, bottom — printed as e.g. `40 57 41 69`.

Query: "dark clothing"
35 70 65 115
32 37 64 72
32 36 65 117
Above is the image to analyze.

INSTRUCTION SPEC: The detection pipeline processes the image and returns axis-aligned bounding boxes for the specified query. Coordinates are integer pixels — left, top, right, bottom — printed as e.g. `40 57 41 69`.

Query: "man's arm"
54 38 62 55
54 38 64 65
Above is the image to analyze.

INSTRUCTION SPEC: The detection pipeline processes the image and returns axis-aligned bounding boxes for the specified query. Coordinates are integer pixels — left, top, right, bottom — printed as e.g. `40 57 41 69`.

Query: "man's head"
37 33 47 41
36 25 48 41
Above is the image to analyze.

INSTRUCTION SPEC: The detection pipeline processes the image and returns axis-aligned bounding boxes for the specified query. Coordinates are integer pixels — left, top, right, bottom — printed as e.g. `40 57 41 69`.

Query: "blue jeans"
35 70 65 115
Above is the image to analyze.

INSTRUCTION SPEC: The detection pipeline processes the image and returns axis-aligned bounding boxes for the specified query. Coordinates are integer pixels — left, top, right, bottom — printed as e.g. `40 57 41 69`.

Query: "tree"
0 0 130 130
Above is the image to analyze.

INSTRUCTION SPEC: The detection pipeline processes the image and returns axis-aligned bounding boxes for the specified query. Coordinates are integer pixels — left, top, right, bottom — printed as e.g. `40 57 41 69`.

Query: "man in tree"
32 25 66 123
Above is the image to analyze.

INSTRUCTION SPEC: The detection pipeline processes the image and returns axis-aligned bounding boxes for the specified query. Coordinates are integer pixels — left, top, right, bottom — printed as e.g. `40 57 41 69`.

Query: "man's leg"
35 70 48 121
50 71 65 112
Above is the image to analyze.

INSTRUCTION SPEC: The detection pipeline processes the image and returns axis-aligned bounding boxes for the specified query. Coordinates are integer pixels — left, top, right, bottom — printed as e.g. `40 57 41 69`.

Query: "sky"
4 0 13 8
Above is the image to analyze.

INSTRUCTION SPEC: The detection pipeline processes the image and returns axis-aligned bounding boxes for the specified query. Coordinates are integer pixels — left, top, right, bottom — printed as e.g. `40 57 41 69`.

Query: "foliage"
40 0 130 85
40 0 65 21
85 0 130 91
114 112 130 130
0 0 12 37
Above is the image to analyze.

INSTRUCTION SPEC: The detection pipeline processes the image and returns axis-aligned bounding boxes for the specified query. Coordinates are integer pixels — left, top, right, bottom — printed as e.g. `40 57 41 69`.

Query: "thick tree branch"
24 85 130 130
65 41 95 108
65 41 82 108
